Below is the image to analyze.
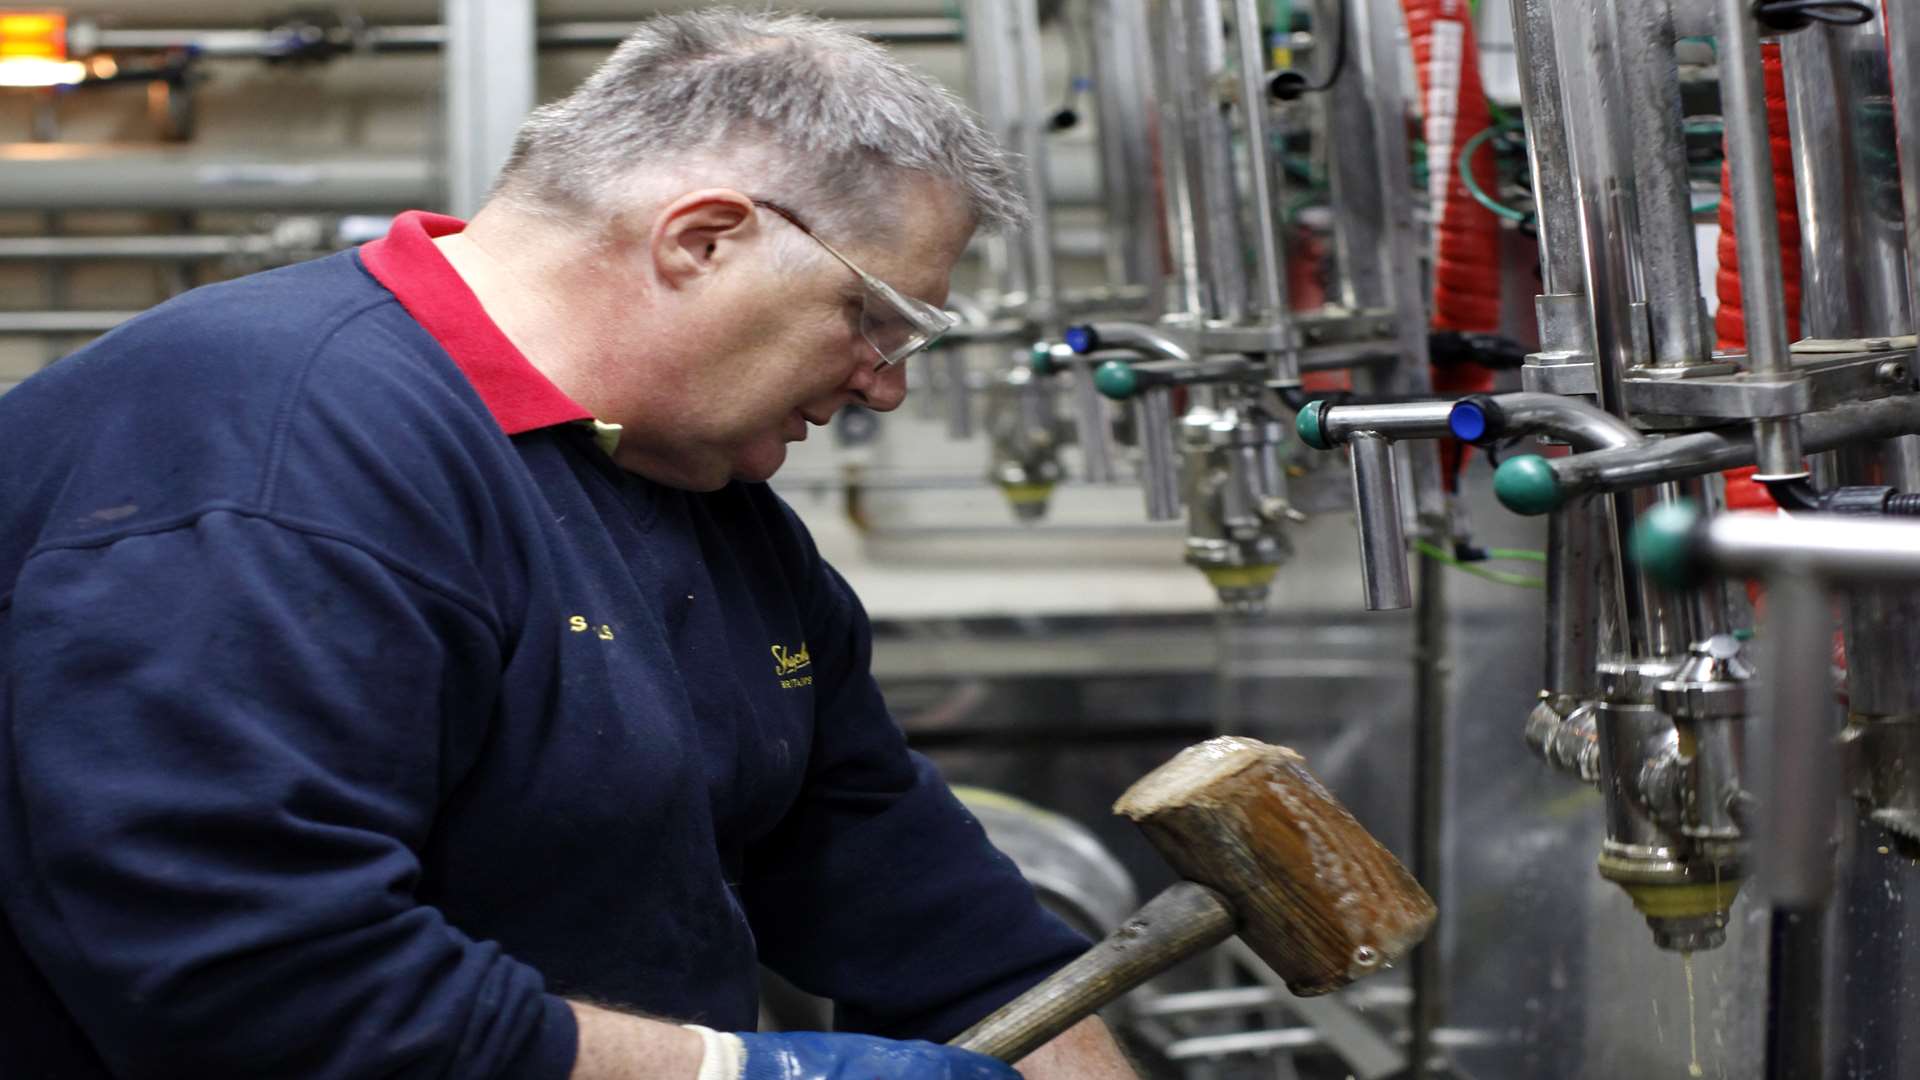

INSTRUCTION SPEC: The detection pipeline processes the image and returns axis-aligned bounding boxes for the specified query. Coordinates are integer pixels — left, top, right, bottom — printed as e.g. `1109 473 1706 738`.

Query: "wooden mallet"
951 736 1437 1062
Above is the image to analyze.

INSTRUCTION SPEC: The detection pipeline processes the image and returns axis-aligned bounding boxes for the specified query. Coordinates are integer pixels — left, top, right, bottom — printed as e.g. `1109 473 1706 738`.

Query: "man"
0 11 1136 1079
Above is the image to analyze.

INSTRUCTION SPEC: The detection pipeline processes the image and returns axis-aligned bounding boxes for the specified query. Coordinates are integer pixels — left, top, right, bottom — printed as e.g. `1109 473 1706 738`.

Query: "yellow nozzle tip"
997 482 1056 504
1618 880 1743 919
1200 565 1280 590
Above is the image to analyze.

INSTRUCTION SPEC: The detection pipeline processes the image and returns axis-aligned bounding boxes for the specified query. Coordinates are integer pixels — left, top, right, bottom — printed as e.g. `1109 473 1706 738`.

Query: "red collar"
358 210 596 436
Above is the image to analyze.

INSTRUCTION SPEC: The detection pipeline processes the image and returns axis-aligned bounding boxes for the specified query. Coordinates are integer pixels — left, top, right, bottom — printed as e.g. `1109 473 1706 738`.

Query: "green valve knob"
1093 360 1139 400
1295 401 1333 450
1631 500 1705 591
1029 342 1057 376
1493 454 1563 516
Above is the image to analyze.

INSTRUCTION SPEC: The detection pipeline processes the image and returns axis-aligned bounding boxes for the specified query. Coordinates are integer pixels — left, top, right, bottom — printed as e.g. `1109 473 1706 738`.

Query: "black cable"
1753 0 1874 31
1762 478 1823 512
1269 0 1348 101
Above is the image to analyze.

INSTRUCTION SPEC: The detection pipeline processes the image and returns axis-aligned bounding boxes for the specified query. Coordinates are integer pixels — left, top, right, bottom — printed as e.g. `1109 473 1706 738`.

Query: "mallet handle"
950 881 1236 1062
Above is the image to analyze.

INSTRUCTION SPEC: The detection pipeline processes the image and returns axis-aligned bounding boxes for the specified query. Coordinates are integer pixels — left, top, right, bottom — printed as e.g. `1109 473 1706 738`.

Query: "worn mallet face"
1113 736 1436 995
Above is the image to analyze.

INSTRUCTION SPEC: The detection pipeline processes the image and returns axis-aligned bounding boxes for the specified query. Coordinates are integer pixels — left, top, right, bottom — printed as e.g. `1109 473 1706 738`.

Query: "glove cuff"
682 1025 748 1080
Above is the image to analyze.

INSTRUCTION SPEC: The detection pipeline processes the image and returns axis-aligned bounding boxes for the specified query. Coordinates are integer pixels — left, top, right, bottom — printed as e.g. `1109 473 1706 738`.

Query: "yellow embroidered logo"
771 643 813 689
568 615 616 641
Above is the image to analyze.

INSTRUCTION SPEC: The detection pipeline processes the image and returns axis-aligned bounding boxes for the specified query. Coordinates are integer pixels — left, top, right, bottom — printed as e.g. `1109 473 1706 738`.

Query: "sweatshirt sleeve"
740 546 1088 1043
0 510 576 1079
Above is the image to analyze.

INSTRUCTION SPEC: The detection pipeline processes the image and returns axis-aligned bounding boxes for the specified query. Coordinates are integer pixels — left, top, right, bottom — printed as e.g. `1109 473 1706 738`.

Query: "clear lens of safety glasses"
858 273 959 369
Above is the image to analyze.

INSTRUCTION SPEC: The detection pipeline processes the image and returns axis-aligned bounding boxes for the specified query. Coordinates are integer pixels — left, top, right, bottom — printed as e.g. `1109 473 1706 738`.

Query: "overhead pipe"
85 18 963 58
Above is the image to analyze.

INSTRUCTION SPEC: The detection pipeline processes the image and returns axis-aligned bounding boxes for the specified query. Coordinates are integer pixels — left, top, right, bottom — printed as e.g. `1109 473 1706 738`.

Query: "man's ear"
647 190 758 289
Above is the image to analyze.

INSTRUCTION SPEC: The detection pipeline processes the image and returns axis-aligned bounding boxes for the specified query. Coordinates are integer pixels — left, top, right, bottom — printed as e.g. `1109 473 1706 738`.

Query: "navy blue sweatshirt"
0 211 1085 1079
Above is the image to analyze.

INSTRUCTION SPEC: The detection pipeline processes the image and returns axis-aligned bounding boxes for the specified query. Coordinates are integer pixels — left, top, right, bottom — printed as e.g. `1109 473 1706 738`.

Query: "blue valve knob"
1064 325 1098 355
1448 400 1490 442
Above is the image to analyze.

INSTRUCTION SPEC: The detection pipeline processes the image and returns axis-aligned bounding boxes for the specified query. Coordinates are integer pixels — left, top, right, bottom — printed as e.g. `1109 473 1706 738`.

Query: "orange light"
0 12 68 62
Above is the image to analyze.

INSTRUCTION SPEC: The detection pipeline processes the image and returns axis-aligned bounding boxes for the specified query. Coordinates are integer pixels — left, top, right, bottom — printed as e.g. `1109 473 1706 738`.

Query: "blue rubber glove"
684 1026 1021 1080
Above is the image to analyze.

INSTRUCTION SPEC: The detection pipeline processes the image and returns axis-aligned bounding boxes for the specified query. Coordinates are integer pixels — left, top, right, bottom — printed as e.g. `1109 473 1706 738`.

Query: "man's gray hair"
496 9 1026 235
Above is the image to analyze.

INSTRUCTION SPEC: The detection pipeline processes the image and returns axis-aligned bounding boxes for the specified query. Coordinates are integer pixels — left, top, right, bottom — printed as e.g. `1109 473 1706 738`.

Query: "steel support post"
443 0 534 218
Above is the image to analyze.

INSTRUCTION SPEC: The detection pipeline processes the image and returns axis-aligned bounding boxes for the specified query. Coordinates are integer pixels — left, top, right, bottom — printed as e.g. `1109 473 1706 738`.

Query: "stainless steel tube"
0 234 280 261
1231 0 1293 379
1506 0 1584 296
1546 395 1920 496
1319 401 1457 444
1718 0 1806 477
1180 0 1250 323
1087 0 1166 304
1754 572 1841 908
1700 512 1920 584
943 351 976 440
1545 495 1617 699
91 18 963 55
1347 433 1413 610
1138 387 1185 521
1487 392 1643 451
1069 360 1119 484
1780 11 1912 340
1079 322 1193 363
1616 0 1712 366
963 0 1031 307
0 311 138 335
1889 0 1920 327
0 150 435 211
1011 0 1059 323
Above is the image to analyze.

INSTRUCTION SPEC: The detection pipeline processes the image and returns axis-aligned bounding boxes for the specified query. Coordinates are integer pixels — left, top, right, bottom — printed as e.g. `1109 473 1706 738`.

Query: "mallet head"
1114 736 1436 994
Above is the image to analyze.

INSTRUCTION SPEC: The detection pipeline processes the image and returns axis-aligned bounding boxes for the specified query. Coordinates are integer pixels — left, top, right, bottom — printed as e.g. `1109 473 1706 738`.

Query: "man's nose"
848 358 909 412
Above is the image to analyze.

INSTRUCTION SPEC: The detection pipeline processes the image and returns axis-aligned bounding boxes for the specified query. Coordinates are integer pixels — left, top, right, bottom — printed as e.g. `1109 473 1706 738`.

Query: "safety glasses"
752 199 959 370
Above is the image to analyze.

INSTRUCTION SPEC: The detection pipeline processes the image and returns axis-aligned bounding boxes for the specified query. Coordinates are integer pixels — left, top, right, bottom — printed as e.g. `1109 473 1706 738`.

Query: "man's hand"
1011 1017 1138 1080
721 1030 1020 1080
568 1003 1135 1080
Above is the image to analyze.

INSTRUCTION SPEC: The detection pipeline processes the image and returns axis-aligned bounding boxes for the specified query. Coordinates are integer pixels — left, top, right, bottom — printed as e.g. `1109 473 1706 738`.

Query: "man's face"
615 182 973 490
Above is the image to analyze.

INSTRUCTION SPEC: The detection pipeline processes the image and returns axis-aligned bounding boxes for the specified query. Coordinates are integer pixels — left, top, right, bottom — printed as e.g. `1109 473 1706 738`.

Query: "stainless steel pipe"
1717 0 1807 478
1890 0 1920 327
1539 395 1920 498
1348 433 1412 610
1137 387 1185 521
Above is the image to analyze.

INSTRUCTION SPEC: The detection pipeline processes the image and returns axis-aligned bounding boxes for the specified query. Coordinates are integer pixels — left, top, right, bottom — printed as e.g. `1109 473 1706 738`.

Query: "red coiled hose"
1717 42 1802 514
1401 0 1499 493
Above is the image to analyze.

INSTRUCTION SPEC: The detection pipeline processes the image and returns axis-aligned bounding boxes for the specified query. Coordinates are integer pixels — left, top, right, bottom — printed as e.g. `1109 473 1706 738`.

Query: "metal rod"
1506 0 1584 295
1069 361 1119 484
1408 547 1448 1078
1010 0 1059 324
1485 392 1643 451
1700 512 1920 585
1615 0 1711 366
0 311 139 335
1718 0 1806 477
1077 322 1193 363
0 151 435 212
442 0 534 220
1544 495 1616 699
0 234 280 261
1230 0 1295 384
1889 0 1920 330
89 18 964 57
1138 387 1185 521
1348 433 1412 610
1086 0 1165 304
1546 395 1920 495
1319 401 1458 445
1175 0 1250 323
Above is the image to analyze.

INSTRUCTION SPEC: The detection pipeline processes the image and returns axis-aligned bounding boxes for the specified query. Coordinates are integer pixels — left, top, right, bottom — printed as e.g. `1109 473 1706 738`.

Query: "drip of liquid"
1685 952 1703 1078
